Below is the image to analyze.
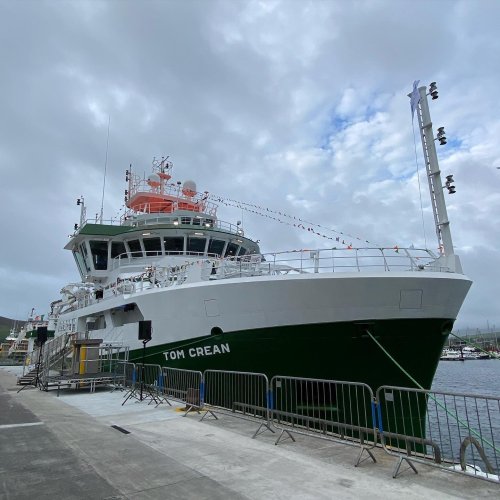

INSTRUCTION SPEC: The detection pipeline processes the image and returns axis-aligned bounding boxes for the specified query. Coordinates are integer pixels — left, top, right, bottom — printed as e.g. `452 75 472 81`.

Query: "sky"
0 0 499 332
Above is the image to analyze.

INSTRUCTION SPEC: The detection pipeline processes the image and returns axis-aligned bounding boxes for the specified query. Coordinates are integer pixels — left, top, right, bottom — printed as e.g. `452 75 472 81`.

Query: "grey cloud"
0 0 498 329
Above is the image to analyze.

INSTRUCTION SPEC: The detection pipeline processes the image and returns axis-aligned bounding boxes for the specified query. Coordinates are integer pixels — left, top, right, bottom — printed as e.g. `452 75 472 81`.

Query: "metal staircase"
17 333 74 389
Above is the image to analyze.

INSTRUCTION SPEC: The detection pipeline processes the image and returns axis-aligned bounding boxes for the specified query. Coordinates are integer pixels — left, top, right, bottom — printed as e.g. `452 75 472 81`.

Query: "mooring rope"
365 329 500 454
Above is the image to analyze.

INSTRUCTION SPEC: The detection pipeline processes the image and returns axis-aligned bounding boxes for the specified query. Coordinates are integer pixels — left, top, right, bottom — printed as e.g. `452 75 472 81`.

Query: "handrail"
110 250 219 271
65 246 449 311
77 214 244 236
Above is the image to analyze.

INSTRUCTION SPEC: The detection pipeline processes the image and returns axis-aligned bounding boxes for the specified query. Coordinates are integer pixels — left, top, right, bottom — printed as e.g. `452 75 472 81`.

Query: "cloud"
0 0 499 331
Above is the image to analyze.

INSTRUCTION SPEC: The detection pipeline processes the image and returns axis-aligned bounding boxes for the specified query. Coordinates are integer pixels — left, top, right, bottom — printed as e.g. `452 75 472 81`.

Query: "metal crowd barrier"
270 376 377 466
121 363 163 405
139 363 163 402
30 356 500 485
140 363 161 386
376 385 500 483
115 361 136 390
160 367 203 413
201 370 274 438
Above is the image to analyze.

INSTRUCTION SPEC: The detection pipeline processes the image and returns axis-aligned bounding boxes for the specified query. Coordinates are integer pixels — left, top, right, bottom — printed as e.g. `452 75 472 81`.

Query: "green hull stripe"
127 317 452 390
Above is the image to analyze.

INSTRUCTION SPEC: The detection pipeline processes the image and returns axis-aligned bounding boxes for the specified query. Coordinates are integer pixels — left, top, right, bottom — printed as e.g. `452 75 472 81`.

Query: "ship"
49 82 471 391
0 312 49 362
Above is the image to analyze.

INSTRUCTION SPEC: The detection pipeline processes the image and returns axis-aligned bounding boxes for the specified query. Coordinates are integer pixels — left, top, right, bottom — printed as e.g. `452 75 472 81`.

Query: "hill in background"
0 316 25 342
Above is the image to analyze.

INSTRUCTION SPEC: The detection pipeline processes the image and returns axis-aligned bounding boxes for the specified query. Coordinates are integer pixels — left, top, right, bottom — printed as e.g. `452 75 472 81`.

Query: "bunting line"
206 192 380 249
130 182 409 252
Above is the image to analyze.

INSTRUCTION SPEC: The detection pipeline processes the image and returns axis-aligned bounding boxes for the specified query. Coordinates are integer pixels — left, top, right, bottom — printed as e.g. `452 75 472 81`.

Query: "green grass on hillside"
0 317 25 343
0 325 10 343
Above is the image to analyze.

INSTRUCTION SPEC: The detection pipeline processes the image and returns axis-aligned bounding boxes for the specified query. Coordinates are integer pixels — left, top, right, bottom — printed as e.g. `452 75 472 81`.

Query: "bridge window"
208 239 226 257
89 240 109 270
111 241 127 259
238 247 247 256
164 236 184 254
79 243 91 272
127 239 142 258
187 237 206 254
73 250 86 277
143 237 162 255
225 242 239 257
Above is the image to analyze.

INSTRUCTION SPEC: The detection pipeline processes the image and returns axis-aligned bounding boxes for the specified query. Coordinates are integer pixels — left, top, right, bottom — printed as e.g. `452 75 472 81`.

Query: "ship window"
73 250 86 277
238 247 247 256
207 239 226 257
89 240 109 270
192 217 201 226
80 243 91 272
80 243 90 273
225 242 239 257
181 217 191 225
164 236 184 254
127 239 142 258
87 314 106 331
143 237 162 255
187 237 206 254
111 241 127 259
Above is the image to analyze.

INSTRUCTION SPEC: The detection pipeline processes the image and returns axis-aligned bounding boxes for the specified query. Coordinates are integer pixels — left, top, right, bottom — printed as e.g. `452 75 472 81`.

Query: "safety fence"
140 363 162 391
117 361 136 389
160 367 203 412
45 361 499 484
376 385 500 483
270 376 377 466
201 370 273 438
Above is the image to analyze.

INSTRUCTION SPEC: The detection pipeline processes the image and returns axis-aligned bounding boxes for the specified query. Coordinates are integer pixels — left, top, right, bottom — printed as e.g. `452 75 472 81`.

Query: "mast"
412 82 454 257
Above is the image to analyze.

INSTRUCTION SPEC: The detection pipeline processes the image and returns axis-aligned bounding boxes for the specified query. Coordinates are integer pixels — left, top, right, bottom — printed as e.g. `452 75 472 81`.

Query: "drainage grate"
111 425 130 434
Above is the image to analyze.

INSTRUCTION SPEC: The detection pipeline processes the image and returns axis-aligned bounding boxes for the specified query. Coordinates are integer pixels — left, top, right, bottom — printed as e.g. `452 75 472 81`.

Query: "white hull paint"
57 271 472 353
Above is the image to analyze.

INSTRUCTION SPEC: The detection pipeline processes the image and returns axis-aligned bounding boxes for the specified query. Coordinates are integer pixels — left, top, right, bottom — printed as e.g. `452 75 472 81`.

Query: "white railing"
67 247 446 312
205 247 444 279
75 214 244 237
259 247 443 274
109 250 216 271
123 215 243 235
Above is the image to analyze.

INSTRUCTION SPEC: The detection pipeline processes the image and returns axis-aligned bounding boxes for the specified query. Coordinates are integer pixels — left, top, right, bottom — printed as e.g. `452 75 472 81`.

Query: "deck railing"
75 214 244 236
68 247 447 311
205 247 444 279
259 247 442 274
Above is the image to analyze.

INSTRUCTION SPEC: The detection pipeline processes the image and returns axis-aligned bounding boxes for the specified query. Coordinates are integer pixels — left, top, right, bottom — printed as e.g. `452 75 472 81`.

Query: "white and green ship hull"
56 270 471 390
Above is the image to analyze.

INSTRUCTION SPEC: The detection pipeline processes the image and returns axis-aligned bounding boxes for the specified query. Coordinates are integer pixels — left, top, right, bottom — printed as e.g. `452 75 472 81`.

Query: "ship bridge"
66 157 260 284
66 215 259 285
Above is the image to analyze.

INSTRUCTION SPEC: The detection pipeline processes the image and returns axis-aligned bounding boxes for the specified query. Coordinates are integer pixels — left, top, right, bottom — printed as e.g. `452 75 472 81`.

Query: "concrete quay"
0 366 498 499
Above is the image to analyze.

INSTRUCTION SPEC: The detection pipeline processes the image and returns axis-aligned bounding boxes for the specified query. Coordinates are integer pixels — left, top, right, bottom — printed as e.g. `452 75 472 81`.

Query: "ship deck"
1 366 497 499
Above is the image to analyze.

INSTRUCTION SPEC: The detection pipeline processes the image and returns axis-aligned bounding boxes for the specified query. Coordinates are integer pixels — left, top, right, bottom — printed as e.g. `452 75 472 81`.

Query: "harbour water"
430 359 500 476
432 359 500 396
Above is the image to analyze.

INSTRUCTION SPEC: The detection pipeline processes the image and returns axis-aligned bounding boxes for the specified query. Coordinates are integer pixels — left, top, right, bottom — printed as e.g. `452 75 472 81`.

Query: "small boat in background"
440 345 492 361
440 348 463 361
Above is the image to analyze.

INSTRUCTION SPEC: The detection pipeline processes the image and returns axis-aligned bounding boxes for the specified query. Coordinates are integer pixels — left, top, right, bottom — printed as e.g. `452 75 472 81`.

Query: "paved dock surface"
0 367 498 499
